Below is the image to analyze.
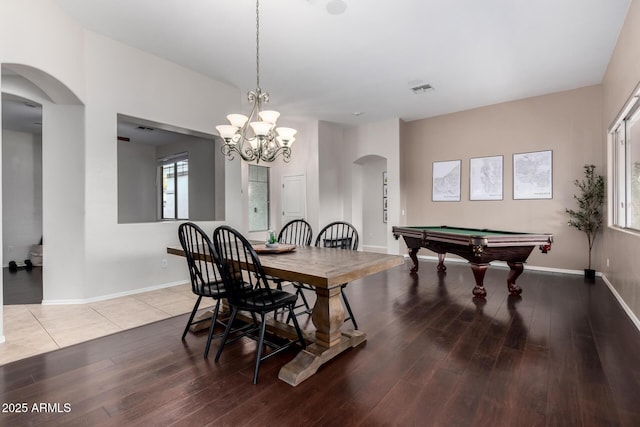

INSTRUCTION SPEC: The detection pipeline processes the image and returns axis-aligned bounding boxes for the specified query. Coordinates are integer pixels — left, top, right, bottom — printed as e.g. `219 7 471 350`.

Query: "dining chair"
276 219 314 318
212 225 306 384
315 221 360 329
178 222 241 358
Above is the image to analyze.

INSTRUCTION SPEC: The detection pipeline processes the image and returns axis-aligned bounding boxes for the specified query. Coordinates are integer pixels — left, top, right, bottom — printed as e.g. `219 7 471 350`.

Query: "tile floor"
0 283 211 366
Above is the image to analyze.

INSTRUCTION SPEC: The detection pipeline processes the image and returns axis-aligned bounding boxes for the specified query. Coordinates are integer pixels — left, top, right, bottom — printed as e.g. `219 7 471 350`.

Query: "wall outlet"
606 258 610 267
7 246 13 253
161 259 168 268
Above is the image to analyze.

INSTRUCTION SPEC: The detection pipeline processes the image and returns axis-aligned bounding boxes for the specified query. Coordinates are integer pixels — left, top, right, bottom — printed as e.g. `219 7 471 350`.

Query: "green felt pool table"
392 225 553 298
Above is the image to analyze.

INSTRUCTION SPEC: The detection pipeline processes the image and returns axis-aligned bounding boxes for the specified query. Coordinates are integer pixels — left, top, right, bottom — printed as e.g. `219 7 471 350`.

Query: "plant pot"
584 269 596 281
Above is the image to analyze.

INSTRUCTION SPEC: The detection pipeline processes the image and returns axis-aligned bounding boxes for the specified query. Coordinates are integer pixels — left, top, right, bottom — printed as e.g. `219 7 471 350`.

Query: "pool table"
392 225 553 298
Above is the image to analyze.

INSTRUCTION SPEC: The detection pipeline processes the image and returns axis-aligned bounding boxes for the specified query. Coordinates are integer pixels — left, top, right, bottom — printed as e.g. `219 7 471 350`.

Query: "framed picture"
382 171 388 223
513 150 553 199
432 160 461 201
469 155 503 200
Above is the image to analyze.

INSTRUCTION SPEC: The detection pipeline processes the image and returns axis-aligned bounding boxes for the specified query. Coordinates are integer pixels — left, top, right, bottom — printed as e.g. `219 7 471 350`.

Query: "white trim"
412 254 640 333
41 280 187 305
363 245 388 253
0 335 5 344
414 254 596 276
601 273 640 333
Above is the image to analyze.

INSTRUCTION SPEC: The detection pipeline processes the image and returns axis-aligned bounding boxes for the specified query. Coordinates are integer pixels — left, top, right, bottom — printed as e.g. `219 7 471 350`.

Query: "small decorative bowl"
265 242 279 248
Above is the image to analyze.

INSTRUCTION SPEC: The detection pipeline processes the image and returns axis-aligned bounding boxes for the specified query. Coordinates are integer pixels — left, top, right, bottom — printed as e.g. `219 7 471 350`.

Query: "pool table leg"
470 263 488 298
437 253 447 272
408 247 420 273
506 262 524 295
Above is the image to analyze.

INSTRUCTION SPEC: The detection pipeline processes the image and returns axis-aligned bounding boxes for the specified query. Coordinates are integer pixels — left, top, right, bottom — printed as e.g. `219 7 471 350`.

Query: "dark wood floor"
1 259 639 426
2 266 42 305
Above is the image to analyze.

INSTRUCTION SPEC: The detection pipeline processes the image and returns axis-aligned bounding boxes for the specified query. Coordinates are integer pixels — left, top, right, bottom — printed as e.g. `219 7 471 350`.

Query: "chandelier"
216 0 297 163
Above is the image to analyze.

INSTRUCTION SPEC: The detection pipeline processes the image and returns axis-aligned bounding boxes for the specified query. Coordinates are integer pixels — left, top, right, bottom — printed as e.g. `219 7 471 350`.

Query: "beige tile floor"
0 283 212 366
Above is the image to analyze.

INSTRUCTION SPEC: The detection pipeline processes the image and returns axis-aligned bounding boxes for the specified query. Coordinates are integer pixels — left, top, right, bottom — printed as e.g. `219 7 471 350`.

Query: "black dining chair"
275 219 314 318
178 222 246 358
212 225 306 384
314 221 360 329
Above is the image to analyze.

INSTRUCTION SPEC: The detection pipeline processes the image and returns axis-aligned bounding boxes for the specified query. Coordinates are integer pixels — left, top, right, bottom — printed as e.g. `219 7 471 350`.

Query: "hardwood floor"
1 259 639 426
2 267 42 305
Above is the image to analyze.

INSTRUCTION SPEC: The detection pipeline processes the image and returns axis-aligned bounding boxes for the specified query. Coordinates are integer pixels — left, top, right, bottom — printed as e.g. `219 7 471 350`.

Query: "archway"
353 154 388 253
1 64 85 307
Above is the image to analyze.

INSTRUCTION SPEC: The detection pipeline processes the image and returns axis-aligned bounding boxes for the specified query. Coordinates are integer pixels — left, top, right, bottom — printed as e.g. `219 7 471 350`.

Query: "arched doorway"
1 64 84 307
353 154 388 253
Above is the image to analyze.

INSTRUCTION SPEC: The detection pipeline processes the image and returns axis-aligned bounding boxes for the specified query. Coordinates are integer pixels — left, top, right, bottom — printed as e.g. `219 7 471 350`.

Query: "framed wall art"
469 155 503 201
513 150 553 199
432 160 461 202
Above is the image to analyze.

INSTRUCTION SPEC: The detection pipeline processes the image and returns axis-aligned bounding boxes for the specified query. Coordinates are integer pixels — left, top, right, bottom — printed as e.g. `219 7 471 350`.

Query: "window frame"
247 164 270 232
610 81 640 233
159 153 189 220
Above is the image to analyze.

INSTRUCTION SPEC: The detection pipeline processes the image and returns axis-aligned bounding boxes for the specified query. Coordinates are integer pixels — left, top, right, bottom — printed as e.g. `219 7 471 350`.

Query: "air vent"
137 126 154 131
411 84 434 94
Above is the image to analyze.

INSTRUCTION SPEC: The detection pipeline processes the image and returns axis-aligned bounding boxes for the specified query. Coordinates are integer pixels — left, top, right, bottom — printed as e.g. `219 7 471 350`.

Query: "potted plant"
566 164 605 280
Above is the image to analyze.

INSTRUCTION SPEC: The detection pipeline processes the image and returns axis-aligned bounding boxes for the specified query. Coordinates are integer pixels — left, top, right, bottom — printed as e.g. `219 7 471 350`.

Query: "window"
160 154 189 220
117 114 225 224
248 164 270 231
611 84 640 231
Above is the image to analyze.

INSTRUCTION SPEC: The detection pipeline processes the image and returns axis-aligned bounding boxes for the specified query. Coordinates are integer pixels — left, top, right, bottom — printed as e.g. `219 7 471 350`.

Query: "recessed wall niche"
117 114 225 223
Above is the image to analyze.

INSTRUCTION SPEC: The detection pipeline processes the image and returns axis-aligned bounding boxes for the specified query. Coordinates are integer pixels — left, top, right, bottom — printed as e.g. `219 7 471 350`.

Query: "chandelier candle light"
217 0 297 163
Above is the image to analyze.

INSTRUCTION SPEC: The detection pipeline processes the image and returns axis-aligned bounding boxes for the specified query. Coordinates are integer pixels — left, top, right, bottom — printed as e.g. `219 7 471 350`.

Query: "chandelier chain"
255 0 260 90
216 0 296 164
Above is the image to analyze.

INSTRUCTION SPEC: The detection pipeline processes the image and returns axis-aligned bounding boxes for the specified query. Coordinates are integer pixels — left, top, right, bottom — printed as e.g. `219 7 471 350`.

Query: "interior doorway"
2 93 43 304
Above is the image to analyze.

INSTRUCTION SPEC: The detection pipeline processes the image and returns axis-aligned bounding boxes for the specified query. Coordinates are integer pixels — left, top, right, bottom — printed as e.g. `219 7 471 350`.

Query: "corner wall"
601 0 640 319
401 85 603 270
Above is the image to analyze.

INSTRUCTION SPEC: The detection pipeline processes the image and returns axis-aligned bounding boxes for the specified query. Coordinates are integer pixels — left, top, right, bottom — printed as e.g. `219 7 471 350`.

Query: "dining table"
167 242 405 386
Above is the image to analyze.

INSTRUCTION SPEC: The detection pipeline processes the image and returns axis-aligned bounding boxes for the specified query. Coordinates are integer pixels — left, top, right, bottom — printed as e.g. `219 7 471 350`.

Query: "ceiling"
5 0 634 128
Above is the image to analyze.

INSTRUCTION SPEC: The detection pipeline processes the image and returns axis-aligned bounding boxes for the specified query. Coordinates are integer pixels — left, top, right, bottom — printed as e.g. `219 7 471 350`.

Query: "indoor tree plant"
566 164 605 279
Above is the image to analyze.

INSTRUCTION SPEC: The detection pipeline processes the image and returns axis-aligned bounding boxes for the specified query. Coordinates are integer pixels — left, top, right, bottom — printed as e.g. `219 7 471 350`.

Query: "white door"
282 174 307 224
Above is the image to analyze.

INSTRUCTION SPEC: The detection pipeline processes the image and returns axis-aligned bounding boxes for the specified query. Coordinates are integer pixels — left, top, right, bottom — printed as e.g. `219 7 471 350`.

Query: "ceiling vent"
137 126 154 131
411 84 434 94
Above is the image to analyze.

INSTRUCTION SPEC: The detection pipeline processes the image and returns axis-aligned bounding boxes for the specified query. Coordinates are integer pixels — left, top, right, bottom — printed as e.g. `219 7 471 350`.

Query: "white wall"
2 129 42 266
318 121 346 228
343 119 402 255
244 118 320 241
81 32 241 300
359 156 387 251
0 0 243 322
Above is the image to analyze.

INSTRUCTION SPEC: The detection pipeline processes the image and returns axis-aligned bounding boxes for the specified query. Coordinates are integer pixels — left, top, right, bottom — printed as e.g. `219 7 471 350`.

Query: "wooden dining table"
167 243 405 386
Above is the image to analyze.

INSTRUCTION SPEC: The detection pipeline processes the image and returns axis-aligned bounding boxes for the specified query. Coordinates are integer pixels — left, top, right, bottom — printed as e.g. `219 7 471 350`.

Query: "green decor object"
566 165 605 274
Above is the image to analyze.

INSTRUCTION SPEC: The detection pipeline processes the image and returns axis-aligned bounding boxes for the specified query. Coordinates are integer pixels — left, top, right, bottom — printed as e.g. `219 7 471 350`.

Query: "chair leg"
253 312 268 384
285 285 312 324
296 286 312 313
288 303 307 350
215 306 238 362
182 295 202 340
203 299 222 358
341 285 358 330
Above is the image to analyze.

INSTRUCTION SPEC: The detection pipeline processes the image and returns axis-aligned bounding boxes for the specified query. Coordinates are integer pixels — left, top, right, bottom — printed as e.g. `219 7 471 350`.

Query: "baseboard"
362 245 388 254
414 254 588 276
600 273 640 333
413 254 640 333
41 280 187 305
